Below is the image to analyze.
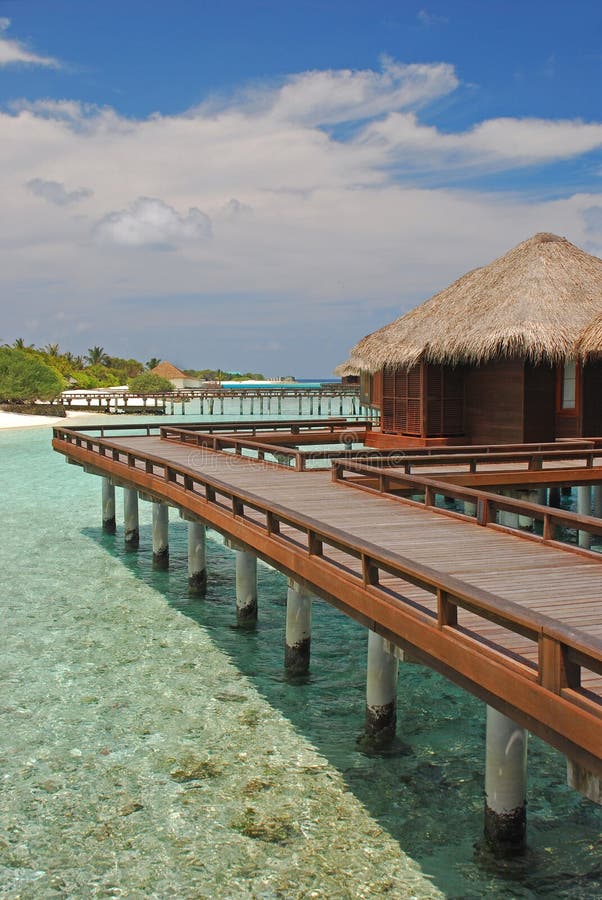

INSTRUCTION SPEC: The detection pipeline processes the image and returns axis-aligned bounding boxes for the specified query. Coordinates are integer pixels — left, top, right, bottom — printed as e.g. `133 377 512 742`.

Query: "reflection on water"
0 421 600 899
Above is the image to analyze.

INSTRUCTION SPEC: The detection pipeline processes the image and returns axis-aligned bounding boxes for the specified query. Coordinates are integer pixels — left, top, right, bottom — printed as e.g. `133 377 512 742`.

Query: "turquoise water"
1 420 601 899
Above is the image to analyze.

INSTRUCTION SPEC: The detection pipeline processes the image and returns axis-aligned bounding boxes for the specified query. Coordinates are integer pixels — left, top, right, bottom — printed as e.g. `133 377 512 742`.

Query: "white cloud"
1 56 602 372
358 112 602 167
0 18 60 68
264 58 458 125
417 10 449 26
583 206 602 234
94 197 212 248
27 178 92 206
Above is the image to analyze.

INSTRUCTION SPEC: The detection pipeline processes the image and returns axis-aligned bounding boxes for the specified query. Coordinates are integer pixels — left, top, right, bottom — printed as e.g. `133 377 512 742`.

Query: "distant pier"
59 384 365 417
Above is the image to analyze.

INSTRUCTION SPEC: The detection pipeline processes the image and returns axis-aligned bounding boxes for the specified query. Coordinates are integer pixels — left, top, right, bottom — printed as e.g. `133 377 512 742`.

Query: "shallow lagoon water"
1 418 601 898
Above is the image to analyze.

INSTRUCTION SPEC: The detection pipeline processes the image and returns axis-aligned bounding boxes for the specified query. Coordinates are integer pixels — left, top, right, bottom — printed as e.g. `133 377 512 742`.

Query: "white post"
152 502 169 568
285 579 312 674
235 549 257 625
499 491 519 529
365 629 398 741
567 758 602 804
102 477 116 533
517 489 538 530
484 706 528 856
593 484 602 519
123 488 139 548
188 522 207 595
578 485 591 549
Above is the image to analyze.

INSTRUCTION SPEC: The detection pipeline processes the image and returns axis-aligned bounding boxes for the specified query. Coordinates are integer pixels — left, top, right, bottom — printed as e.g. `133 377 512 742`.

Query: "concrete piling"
593 484 602 519
152 502 169 569
499 491 519 529
285 579 312 674
577 486 591 549
123 488 139 548
235 548 258 626
365 629 398 741
188 521 207 595
463 500 477 518
484 706 528 857
102 477 116 533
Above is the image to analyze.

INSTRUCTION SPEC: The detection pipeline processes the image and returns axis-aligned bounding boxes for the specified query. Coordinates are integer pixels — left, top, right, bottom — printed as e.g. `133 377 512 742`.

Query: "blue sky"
1 1 602 375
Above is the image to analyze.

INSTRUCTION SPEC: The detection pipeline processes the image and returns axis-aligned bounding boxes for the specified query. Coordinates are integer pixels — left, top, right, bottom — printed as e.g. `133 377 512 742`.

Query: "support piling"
365 629 398 742
484 706 528 857
123 488 139 548
285 579 312 674
102 477 116 533
187 521 207 595
152 502 169 569
235 548 258 626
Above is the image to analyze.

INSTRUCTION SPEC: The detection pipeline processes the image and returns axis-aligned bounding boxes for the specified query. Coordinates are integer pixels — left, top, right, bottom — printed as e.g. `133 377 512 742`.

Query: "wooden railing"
159 421 373 471
332 458 602 553
53 425 602 743
329 442 602 473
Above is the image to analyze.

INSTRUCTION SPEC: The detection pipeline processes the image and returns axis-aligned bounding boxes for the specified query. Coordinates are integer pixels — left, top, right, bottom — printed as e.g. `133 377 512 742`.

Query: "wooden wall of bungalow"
360 360 602 448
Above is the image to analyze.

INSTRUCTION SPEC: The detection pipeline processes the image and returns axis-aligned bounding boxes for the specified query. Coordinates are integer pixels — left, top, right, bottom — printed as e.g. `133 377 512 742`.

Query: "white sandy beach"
0 410 108 430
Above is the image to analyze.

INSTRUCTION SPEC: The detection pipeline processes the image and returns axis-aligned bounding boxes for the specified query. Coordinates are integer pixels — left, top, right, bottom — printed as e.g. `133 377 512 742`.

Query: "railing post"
437 589 457 627
538 633 581 693
308 532 323 556
362 555 380 587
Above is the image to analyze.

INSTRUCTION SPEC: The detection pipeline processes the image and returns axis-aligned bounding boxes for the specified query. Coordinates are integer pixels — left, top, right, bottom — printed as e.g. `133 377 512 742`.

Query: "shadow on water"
84 521 602 899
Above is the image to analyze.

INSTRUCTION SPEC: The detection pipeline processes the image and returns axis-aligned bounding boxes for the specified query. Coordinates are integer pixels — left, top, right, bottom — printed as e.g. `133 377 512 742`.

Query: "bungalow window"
557 360 580 413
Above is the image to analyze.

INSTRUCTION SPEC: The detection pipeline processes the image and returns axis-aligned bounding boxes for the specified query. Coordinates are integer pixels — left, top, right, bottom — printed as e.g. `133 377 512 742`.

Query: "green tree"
85 346 109 366
0 348 65 401
146 357 162 370
128 372 174 393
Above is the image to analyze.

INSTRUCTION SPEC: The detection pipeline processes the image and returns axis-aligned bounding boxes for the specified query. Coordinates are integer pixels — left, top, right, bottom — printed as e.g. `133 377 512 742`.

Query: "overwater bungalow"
333 361 360 385
346 232 602 448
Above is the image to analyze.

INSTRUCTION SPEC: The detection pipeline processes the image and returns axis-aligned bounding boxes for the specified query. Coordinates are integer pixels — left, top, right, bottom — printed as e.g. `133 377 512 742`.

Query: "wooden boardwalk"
52 427 602 781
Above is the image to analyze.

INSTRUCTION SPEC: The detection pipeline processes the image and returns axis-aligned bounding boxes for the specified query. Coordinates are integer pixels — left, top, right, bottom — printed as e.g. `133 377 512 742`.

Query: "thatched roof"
350 233 602 372
576 310 602 360
333 361 360 377
150 361 188 379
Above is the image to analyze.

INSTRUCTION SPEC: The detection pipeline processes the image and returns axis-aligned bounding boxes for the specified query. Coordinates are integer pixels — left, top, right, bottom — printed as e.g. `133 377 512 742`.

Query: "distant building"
342 233 602 448
150 361 201 390
333 362 360 385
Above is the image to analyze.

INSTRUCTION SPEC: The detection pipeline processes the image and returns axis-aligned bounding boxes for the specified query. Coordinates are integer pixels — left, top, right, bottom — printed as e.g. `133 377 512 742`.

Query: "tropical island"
0 339 267 413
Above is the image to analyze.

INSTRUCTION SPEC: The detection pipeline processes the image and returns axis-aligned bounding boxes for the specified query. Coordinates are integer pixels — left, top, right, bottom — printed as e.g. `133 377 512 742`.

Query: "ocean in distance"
1 409 601 899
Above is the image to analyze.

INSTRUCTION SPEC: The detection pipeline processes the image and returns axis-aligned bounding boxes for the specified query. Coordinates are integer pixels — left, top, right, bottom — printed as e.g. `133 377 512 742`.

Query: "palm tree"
146 357 161 370
44 343 60 357
85 346 109 366
12 337 35 350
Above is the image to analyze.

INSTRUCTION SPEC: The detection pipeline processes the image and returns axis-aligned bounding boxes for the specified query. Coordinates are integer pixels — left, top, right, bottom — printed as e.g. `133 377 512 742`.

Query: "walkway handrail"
159 422 372 471
52 424 602 742
332 446 602 473
332 458 602 549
